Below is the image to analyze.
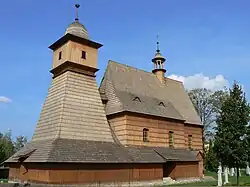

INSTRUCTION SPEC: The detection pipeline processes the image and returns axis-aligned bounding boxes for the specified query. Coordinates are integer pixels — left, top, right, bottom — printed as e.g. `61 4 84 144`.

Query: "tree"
0 133 6 163
14 135 27 152
0 131 15 163
204 140 218 172
213 82 250 186
0 131 28 164
188 88 227 143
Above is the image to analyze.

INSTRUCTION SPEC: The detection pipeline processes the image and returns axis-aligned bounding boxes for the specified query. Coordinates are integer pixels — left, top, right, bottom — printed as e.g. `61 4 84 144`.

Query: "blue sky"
0 0 250 139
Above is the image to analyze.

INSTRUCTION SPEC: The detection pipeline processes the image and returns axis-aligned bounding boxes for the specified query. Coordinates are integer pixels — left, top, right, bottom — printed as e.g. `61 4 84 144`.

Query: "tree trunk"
236 166 239 186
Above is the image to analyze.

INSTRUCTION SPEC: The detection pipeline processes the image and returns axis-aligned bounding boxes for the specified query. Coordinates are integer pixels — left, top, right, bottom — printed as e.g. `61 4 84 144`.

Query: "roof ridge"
45 138 59 162
108 60 155 76
108 60 185 87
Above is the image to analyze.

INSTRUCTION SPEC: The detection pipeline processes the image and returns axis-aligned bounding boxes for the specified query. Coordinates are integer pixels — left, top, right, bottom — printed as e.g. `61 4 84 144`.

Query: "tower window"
169 131 174 148
188 135 193 150
59 51 62 60
143 128 149 142
82 51 86 59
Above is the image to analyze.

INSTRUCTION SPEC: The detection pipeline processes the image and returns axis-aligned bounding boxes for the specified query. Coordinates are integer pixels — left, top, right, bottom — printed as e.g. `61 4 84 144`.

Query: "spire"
75 3 80 21
152 33 166 64
156 34 160 53
64 2 89 39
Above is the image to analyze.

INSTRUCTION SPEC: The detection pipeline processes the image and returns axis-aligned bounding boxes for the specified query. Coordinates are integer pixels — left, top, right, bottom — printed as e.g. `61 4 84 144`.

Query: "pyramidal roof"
32 71 114 142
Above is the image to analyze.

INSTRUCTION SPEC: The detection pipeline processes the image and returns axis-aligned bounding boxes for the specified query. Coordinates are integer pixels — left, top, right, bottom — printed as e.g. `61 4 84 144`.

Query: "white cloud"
168 73 229 91
0 96 12 103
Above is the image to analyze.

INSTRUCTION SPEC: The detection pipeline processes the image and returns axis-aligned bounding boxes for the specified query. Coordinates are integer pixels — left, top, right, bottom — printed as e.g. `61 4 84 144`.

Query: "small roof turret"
151 34 166 83
152 36 166 63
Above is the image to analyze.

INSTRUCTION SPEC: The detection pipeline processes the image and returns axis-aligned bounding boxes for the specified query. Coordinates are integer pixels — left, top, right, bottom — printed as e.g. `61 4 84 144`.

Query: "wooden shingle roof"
5 139 198 164
99 61 201 125
5 139 164 163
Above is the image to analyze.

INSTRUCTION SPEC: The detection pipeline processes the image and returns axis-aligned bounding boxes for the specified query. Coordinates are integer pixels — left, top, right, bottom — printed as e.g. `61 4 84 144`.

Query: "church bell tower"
49 4 102 76
32 4 114 142
152 36 166 83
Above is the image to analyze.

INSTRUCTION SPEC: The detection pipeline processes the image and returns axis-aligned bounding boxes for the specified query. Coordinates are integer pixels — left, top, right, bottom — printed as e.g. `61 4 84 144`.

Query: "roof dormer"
133 96 141 102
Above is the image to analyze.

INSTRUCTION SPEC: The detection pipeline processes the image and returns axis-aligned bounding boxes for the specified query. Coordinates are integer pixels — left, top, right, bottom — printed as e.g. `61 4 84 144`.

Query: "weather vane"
75 2 80 21
156 33 160 52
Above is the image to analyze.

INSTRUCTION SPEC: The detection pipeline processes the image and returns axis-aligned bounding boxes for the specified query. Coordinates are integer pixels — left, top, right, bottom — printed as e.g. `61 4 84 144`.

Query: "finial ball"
75 4 80 8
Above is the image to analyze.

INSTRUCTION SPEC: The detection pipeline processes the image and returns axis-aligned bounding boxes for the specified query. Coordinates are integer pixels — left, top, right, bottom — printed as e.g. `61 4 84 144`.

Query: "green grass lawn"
0 179 8 183
163 171 250 186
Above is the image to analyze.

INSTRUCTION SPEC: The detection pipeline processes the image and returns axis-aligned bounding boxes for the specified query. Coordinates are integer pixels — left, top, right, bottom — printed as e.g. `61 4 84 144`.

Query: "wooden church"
4 4 204 186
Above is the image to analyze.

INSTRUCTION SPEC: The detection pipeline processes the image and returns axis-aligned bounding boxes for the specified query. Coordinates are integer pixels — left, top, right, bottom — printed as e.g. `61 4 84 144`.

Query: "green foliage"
213 81 250 185
0 179 8 183
204 140 218 172
0 131 28 163
0 131 14 163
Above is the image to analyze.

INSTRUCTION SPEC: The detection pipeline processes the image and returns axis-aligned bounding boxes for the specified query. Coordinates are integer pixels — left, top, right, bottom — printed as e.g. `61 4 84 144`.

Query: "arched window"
188 135 193 150
143 128 149 142
169 131 174 147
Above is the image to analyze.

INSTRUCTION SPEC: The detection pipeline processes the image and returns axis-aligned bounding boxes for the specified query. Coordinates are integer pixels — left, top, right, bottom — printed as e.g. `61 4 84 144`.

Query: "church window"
82 51 86 59
169 131 174 147
59 51 62 60
133 96 141 102
188 135 192 150
143 128 149 142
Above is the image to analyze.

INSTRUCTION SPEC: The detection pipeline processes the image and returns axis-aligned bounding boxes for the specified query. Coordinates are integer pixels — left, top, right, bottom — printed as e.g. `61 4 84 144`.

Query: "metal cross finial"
156 34 160 53
75 3 80 21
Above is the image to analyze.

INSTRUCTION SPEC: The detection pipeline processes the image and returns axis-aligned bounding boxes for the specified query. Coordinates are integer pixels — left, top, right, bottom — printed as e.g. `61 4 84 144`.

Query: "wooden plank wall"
9 163 49 183
8 166 20 181
184 124 203 150
125 114 185 148
108 112 203 150
165 161 199 179
8 163 163 184
108 115 127 145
